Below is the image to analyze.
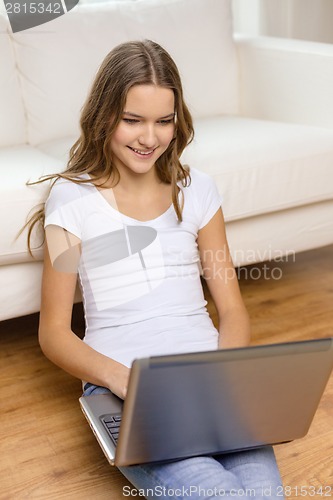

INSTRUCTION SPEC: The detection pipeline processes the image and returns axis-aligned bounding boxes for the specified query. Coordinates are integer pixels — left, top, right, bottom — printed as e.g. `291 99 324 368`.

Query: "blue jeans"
83 384 285 499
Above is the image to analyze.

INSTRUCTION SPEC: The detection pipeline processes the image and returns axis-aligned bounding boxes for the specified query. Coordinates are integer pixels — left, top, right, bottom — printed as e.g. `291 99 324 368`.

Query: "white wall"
260 0 333 43
232 0 333 44
232 0 261 35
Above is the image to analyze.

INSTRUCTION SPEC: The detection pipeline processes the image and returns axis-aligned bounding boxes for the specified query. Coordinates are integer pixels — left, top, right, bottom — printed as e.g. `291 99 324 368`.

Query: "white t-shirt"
44 167 222 367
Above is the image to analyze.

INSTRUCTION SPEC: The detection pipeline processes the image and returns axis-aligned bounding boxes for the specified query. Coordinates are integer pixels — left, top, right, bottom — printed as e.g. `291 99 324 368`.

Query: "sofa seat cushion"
37 136 76 163
0 146 64 265
0 262 44 321
181 117 333 221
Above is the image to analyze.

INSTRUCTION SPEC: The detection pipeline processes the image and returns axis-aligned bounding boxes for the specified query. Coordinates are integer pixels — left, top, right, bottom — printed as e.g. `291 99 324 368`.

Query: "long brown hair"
24 39 194 255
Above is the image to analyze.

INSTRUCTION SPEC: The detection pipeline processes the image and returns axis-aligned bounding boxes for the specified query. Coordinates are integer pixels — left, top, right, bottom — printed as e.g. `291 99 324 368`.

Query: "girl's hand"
107 361 131 400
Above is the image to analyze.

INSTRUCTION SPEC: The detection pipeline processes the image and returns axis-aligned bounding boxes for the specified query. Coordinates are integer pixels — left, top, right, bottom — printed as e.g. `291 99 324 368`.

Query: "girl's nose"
138 124 156 148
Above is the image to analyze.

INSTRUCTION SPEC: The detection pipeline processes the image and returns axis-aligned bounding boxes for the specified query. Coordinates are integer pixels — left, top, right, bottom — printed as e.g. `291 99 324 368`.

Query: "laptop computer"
79 337 333 466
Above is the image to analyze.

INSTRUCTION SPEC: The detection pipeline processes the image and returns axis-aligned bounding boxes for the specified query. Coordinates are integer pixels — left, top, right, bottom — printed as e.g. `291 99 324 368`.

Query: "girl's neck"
95 165 166 198
89 163 179 222
92 167 174 222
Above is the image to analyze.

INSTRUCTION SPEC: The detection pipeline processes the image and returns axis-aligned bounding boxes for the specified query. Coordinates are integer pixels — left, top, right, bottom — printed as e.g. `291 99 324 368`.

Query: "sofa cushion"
11 0 239 146
227 200 333 266
0 15 26 147
0 146 64 265
37 136 76 163
0 262 44 321
181 117 333 221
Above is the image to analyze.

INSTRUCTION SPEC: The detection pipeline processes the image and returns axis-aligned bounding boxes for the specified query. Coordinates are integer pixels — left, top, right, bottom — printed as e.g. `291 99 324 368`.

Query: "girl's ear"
172 120 178 139
174 112 178 126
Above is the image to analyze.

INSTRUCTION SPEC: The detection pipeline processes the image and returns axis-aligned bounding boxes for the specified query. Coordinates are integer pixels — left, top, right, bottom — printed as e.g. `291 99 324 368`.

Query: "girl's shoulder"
45 174 95 215
49 174 93 197
182 166 222 228
183 166 217 193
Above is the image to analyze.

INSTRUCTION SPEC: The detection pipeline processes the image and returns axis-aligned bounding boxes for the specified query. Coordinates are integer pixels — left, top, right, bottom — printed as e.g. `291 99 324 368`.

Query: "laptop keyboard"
101 414 122 445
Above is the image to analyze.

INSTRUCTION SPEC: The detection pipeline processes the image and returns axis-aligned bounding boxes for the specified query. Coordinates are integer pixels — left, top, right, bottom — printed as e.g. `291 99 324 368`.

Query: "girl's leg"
120 455 244 499
83 383 111 396
119 449 284 500
215 447 284 499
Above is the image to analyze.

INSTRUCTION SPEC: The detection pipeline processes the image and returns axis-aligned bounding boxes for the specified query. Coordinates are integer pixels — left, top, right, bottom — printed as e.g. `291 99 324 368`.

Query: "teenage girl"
27 40 284 499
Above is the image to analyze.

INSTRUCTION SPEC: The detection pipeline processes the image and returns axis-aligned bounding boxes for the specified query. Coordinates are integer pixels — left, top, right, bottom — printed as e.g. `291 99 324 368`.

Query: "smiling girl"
27 40 284 499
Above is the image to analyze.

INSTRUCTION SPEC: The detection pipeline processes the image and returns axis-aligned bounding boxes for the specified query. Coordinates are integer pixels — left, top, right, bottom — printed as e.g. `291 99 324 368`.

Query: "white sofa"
1 0 333 322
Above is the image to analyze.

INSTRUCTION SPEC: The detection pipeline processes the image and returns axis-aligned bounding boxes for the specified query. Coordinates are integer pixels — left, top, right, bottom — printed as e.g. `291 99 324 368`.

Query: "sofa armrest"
235 35 333 129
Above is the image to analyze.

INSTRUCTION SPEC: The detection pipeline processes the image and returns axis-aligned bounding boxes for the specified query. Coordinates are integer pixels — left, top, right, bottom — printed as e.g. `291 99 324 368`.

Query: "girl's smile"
127 145 158 159
110 84 175 177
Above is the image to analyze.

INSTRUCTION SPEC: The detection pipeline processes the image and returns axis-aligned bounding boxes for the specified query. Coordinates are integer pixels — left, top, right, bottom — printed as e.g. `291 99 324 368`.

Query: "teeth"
132 148 154 155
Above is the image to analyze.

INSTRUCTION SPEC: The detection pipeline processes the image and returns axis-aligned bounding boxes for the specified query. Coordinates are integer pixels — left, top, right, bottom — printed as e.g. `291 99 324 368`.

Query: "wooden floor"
1 245 332 499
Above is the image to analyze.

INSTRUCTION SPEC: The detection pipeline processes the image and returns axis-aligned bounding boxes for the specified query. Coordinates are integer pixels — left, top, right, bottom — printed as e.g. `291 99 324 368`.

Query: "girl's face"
110 84 175 177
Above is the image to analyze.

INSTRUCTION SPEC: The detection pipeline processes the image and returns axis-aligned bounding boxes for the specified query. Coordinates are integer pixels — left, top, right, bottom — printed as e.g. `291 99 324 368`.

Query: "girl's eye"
122 118 174 125
123 118 139 124
158 119 174 125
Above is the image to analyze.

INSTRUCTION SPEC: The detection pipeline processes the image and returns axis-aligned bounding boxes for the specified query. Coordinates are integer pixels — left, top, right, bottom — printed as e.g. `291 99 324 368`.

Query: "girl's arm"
39 238 130 399
197 208 251 348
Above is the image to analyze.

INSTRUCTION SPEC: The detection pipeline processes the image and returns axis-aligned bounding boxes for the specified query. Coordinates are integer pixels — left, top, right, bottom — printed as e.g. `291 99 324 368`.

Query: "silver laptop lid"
115 337 333 465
